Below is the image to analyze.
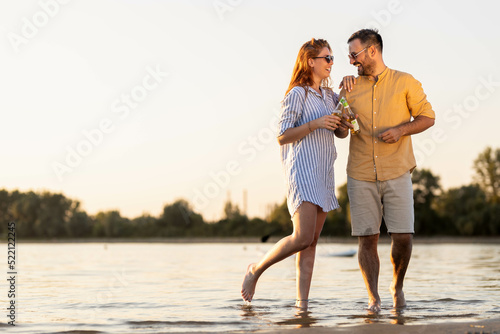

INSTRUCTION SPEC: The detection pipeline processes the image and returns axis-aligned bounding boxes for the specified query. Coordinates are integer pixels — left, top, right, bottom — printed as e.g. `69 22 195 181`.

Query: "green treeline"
1 147 499 239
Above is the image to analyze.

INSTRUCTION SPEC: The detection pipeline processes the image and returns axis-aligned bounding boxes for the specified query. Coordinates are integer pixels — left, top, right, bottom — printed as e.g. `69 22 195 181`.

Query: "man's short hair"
348 29 383 53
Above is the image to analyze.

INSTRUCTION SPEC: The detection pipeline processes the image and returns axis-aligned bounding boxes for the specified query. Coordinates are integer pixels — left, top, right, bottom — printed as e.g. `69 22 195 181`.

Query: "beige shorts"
347 172 414 236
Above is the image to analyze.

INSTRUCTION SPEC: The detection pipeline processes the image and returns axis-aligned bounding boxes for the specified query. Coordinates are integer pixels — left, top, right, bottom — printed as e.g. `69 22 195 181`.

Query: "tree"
35 192 73 238
473 147 500 203
483 203 500 235
213 199 249 236
0 190 11 236
94 211 131 237
131 214 159 237
65 201 93 238
158 199 204 236
323 183 351 237
10 191 41 238
412 169 442 234
267 198 292 235
436 185 488 235
223 200 242 220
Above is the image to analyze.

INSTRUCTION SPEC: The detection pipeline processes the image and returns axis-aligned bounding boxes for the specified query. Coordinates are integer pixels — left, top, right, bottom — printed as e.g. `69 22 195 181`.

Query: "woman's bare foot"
241 263 258 302
295 299 309 310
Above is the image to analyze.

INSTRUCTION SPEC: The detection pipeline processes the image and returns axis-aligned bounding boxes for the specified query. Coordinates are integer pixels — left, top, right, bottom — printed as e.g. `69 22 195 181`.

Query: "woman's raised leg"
241 202 318 302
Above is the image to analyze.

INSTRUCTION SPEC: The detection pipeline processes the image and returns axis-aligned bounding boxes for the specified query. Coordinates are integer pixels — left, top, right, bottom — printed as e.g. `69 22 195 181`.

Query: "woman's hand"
311 115 342 131
338 75 357 92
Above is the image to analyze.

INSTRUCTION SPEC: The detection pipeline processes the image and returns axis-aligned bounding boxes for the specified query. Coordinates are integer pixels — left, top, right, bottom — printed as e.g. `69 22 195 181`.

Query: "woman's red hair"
285 38 332 96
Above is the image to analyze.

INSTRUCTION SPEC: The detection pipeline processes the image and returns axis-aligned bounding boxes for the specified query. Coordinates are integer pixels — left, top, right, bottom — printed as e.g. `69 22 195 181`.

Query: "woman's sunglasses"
313 55 334 63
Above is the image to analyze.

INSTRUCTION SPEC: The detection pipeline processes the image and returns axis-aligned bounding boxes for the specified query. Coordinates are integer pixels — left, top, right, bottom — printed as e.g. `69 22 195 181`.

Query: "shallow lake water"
5 241 500 333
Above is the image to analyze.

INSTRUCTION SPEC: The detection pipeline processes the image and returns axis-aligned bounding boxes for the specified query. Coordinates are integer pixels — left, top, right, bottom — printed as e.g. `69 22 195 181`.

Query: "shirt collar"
376 67 390 82
306 86 324 99
361 67 390 82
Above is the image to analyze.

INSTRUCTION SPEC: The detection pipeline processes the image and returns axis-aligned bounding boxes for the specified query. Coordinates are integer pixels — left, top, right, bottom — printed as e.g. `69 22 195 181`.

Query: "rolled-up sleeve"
406 75 435 119
278 87 304 137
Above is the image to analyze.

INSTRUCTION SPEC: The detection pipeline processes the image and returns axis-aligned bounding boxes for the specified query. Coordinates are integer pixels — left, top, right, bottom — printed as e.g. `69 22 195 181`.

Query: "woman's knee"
292 232 315 250
309 234 320 248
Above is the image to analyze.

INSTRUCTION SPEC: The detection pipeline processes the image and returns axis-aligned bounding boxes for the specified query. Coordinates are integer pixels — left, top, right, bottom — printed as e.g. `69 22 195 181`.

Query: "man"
336 29 435 312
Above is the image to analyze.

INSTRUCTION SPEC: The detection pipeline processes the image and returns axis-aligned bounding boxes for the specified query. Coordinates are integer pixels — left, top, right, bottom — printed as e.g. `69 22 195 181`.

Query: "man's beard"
355 59 376 76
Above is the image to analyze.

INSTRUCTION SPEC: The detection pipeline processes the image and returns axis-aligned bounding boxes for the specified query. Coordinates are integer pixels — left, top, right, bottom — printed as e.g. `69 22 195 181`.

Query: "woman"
241 38 349 309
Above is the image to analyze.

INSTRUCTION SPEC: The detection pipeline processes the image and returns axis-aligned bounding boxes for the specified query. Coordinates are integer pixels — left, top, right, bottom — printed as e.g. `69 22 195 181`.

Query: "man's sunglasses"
348 48 367 60
313 55 334 63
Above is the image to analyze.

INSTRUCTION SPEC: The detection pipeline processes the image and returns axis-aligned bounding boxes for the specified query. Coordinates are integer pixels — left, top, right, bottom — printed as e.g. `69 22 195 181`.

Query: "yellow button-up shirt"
340 67 435 182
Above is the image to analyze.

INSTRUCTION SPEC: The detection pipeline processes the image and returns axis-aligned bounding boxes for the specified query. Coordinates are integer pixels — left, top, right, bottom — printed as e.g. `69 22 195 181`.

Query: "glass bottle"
339 97 360 135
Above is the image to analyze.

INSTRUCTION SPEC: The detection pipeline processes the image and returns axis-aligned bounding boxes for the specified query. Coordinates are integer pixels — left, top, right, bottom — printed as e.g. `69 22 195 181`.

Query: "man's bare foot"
390 284 406 308
367 293 381 312
367 300 381 313
241 263 257 302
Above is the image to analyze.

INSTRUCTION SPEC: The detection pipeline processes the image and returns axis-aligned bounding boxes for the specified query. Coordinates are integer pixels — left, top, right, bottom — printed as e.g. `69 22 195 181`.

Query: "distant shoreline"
4 236 500 244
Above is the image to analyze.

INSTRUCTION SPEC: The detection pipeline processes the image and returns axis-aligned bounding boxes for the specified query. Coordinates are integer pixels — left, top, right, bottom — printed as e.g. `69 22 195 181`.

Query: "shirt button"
374 126 377 129
374 98 377 100
375 156 378 158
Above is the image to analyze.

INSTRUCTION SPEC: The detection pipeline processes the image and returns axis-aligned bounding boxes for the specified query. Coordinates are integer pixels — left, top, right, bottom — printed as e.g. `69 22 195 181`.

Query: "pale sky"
1 0 499 221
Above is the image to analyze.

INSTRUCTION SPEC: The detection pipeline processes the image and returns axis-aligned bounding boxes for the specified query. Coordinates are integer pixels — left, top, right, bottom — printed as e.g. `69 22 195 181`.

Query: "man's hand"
378 127 403 143
377 116 435 144
339 114 353 130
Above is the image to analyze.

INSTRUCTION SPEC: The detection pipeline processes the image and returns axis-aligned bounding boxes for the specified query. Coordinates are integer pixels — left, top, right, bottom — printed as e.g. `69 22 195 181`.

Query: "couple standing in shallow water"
241 29 435 312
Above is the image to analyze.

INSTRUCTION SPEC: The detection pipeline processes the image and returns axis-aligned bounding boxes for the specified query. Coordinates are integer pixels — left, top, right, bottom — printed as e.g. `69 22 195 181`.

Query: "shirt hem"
289 199 340 218
347 168 414 182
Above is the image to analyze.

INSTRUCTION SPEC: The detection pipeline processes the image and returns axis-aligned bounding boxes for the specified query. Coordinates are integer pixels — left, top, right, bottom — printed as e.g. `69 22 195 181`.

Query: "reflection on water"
10 242 500 333
276 309 318 328
240 304 272 321
389 308 408 325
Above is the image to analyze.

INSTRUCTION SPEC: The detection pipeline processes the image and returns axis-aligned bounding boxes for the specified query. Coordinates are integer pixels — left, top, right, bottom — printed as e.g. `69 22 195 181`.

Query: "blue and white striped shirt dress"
278 86 340 217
